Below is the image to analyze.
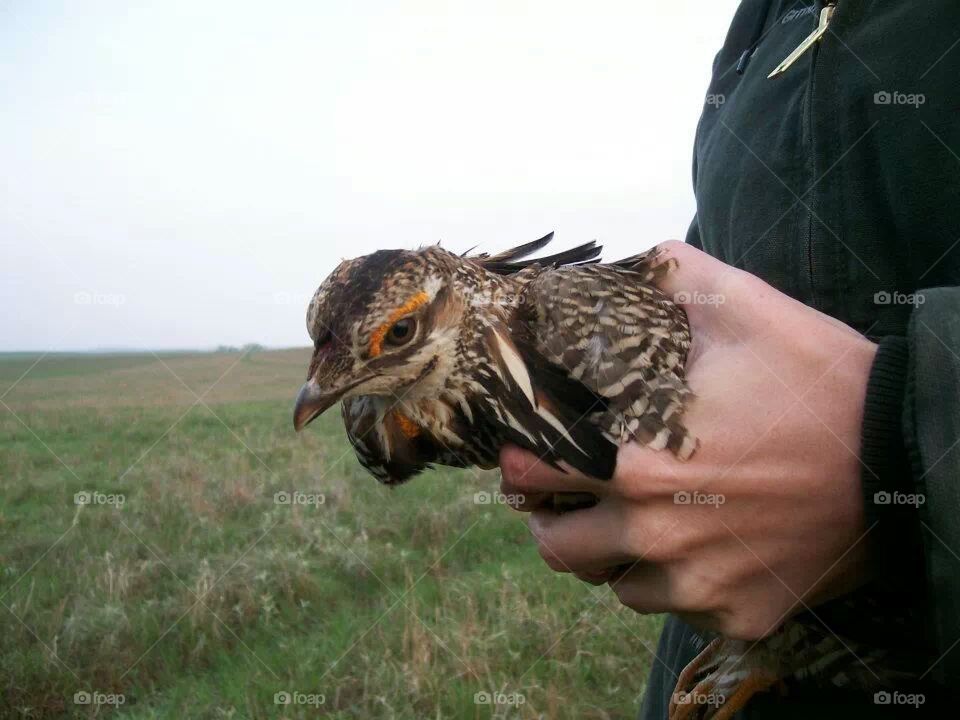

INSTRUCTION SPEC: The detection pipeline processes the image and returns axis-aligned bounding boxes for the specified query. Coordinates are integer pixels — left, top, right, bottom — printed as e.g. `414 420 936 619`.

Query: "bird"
292 232 696 485
292 234 922 719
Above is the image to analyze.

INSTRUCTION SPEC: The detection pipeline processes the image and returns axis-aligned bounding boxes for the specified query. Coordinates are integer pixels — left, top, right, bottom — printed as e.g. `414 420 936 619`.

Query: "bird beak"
293 379 338 431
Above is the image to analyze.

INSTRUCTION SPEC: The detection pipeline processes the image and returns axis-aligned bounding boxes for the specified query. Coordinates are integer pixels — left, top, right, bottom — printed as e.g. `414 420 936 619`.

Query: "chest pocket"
693 0 824 307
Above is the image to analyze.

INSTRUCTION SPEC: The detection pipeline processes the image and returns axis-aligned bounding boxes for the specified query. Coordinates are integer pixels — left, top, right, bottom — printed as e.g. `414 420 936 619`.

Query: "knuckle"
610 579 636 606
658 239 687 255
499 448 528 485
611 580 663 615
671 571 720 614
624 512 683 563
660 522 701 561
721 617 763 641
537 543 570 573
718 609 779 641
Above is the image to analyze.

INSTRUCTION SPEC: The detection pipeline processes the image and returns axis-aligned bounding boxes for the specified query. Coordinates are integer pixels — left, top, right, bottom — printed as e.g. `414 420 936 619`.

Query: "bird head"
293 247 468 431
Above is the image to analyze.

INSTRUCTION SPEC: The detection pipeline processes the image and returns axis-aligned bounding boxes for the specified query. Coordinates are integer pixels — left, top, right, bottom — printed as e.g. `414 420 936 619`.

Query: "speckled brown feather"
302 237 694 484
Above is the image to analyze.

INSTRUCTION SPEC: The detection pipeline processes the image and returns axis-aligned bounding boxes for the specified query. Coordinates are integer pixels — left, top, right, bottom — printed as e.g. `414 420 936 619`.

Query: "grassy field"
0 349 663 719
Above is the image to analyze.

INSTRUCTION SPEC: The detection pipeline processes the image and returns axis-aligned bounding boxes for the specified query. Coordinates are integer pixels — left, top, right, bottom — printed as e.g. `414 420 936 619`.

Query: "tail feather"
473 231 555 263
470 233 603 275
612 245 678 285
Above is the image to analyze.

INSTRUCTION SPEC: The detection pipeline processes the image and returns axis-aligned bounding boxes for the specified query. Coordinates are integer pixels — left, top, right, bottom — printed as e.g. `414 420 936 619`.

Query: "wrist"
859 336 922 592
861 336 910 496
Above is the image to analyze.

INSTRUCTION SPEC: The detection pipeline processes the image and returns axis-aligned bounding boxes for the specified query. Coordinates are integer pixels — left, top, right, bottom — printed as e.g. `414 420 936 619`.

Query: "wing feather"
523 263 697 460
468 232 602 275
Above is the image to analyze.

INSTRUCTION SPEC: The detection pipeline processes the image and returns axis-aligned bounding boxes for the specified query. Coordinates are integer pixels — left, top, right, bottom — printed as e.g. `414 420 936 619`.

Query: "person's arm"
902 288 960 684
845 287 960 683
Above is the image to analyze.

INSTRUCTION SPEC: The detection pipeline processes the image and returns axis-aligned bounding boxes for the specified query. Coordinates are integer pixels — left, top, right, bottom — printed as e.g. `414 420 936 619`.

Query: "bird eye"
386 318 416 346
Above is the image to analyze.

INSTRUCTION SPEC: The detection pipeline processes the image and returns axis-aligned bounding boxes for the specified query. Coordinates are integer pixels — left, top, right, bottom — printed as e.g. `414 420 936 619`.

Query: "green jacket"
642 0 960 716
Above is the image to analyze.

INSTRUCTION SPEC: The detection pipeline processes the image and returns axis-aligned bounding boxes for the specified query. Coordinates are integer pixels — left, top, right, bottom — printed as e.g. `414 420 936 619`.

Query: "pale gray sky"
0 0 738 351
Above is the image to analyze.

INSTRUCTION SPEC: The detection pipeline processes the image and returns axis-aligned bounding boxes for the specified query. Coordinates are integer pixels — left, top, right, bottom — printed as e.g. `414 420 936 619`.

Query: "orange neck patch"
368 291 429 357
392 410 421 439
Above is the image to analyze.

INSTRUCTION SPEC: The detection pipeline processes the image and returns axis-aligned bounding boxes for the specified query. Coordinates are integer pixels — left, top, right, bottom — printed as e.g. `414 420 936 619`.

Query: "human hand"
500 241 878 640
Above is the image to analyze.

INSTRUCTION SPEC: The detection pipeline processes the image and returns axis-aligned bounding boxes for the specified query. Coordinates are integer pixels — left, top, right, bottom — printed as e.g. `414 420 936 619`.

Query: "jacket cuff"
860 336 922 592
861 336 910 493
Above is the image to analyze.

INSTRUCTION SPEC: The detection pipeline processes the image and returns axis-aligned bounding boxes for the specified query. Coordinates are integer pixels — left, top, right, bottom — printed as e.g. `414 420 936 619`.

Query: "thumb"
632 241 756 357
637 240 734 311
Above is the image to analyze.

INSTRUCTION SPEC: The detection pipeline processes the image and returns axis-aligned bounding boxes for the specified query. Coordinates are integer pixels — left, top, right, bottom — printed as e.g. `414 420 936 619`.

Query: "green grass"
0 350 662 719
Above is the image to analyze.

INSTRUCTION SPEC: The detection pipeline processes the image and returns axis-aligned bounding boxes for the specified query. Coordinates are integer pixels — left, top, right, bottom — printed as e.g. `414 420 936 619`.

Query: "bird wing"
478 320 617 479
522 263 697 459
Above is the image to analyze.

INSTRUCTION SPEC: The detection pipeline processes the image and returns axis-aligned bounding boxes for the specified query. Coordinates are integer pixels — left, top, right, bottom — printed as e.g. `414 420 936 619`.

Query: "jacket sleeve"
685 215 703 251
906 287 960 684
861 286 960 684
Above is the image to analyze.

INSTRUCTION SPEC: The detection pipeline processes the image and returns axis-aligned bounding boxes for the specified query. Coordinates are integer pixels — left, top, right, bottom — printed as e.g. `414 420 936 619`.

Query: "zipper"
804 0 837 308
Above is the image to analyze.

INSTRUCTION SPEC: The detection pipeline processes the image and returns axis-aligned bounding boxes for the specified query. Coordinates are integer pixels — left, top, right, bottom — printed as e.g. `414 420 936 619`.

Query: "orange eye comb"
368 291 429 357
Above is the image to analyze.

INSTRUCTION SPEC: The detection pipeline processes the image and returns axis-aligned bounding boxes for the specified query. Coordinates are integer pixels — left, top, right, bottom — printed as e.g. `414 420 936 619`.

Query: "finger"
606 563 672 615
574 569 614 586
646 240 734 307
501 488 550 512
676 611 724 636
606 441 703 499
528 502 633 573
499 445 600 494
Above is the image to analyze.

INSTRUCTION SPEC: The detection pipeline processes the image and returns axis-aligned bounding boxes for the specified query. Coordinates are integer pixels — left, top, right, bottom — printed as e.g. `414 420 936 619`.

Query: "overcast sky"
1 0 738 351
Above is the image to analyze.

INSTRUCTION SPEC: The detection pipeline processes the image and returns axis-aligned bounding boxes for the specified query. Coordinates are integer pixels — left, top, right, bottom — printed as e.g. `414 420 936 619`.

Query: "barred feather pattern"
319 241 696 484
525 263 697 460
672 597 926 720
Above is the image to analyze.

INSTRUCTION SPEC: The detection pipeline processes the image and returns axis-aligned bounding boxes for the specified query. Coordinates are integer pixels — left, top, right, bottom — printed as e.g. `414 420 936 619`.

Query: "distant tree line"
215 343 265 355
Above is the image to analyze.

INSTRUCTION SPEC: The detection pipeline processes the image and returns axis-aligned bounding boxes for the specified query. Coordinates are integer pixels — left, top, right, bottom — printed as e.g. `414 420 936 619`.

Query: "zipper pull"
768 4 836 79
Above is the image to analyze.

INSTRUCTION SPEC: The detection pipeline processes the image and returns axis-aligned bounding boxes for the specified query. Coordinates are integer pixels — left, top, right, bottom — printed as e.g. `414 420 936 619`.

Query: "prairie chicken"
293 233 695 483
293 234 924 719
